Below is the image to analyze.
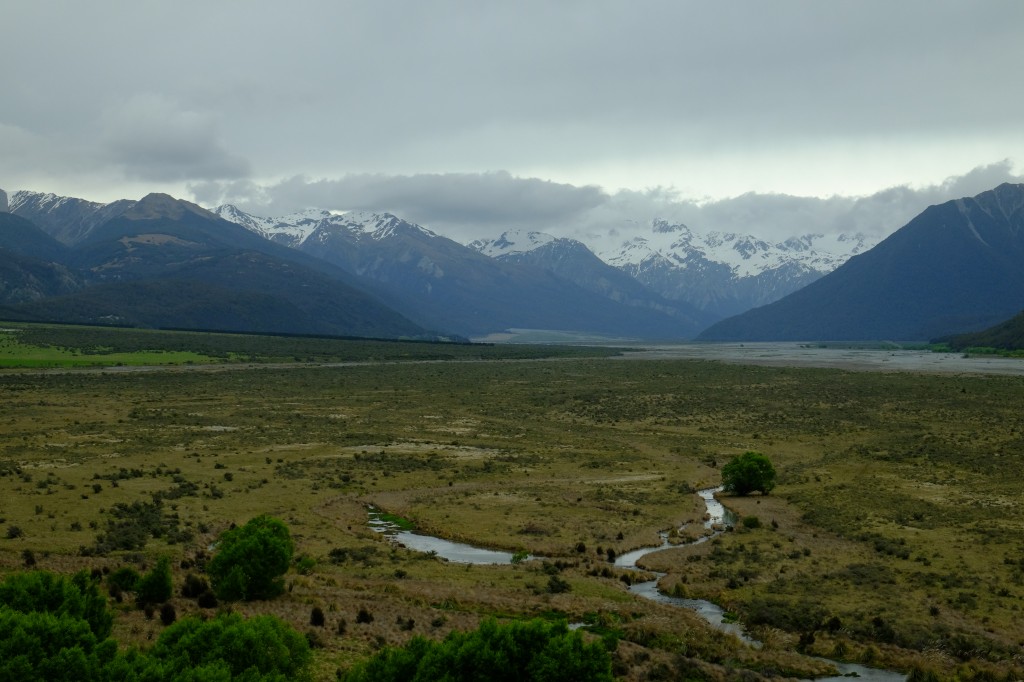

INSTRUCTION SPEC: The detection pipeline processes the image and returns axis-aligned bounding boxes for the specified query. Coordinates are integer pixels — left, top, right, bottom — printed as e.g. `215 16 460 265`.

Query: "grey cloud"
191 163 1024 252
101 94 250 182
2 2 1022 207
562 163 1024 255
192 172 609 238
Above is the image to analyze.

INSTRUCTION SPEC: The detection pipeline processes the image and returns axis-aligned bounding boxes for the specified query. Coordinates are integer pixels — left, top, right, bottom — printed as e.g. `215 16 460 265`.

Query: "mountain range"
1 193 427 338
2 183 1022 342
697 183 1024 341
209 207 712 338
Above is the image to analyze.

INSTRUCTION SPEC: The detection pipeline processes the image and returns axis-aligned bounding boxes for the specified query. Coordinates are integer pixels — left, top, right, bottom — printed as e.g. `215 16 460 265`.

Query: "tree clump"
721 451 777 496
207 515 294 601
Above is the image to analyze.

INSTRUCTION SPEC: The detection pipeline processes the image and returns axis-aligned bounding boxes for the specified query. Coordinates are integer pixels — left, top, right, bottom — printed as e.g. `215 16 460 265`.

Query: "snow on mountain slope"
213 206 438 246
469 230 555 257
217 205 877 320
597 219 876 278
211 205 329 246
469 220 878 318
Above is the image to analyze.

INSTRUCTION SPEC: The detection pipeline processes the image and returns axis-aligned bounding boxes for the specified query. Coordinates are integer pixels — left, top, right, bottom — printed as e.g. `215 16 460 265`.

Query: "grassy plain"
1 325 1023 680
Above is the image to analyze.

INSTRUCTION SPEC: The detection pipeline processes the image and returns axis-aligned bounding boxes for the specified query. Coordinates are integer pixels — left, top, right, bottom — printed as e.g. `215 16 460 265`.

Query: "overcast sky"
3 1 1023 246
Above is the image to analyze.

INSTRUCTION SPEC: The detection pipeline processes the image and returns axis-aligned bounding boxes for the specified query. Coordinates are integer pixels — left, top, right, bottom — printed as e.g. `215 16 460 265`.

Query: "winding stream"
368 492 906 680
369 506 530 564
614 488 905 681
614 487 754 644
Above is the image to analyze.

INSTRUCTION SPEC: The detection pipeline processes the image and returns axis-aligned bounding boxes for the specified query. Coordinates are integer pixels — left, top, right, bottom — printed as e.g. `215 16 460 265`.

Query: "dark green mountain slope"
11 194 429 338
939 309 1024 351
0 212 72 262
0 213 81 303
697 183 1024 342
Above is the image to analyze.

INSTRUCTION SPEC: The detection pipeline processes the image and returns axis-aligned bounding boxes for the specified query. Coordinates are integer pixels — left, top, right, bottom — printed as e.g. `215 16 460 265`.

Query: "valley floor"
1 337 1022 680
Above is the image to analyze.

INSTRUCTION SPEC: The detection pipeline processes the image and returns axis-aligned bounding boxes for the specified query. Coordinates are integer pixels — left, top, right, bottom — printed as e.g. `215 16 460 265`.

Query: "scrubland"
1 325 1022 679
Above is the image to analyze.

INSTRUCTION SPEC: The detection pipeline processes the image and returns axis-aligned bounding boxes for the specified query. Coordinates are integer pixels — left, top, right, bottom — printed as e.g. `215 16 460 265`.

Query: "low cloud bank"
189 160 1023 248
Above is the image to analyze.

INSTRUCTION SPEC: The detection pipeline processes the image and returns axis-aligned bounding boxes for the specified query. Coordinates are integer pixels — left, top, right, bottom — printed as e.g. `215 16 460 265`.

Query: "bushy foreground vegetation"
0 569 310 681
0 567 614 682
2 325 1024 679
342 618 612 681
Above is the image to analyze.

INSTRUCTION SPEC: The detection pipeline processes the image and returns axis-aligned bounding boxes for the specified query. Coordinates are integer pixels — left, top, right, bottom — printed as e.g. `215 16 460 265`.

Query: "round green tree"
208 515 294 601
721 451 777 496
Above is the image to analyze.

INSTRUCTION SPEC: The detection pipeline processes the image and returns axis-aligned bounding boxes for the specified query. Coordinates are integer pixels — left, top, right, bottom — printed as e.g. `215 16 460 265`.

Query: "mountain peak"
961 182 1024 225
0 188 7 213
652 219 686 234
469 230 556 257
121 193 217 221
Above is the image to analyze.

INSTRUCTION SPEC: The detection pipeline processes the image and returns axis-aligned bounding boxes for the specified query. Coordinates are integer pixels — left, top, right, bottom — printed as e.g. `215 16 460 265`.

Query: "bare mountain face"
698 183 1024 342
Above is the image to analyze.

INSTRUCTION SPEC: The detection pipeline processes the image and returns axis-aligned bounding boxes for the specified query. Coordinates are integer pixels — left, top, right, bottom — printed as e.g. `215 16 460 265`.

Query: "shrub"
295 554 316 575
207 515 294 601
180 572 209 599
108 567 141 594
159 603 177 626
547 575 572 594
135 557 172 607
196 590 218 609
341 618 612 681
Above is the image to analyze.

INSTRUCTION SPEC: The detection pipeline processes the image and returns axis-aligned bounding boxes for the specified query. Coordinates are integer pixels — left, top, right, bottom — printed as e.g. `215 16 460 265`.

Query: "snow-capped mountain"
470 230 556 258
599 221 877 318
8 191 135 245
469 230 714 330
8 189 881 338
212 206 439 248
469 222 875 319
600 220 874 277
217 208 709 338
698 182 1024 341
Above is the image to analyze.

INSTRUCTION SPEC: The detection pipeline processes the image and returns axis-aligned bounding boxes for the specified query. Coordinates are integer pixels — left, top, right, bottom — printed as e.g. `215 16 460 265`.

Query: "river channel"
368 490 906 680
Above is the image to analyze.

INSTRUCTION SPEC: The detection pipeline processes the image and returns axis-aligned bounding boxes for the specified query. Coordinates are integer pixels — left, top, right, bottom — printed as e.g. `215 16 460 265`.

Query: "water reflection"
369 507 525 564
